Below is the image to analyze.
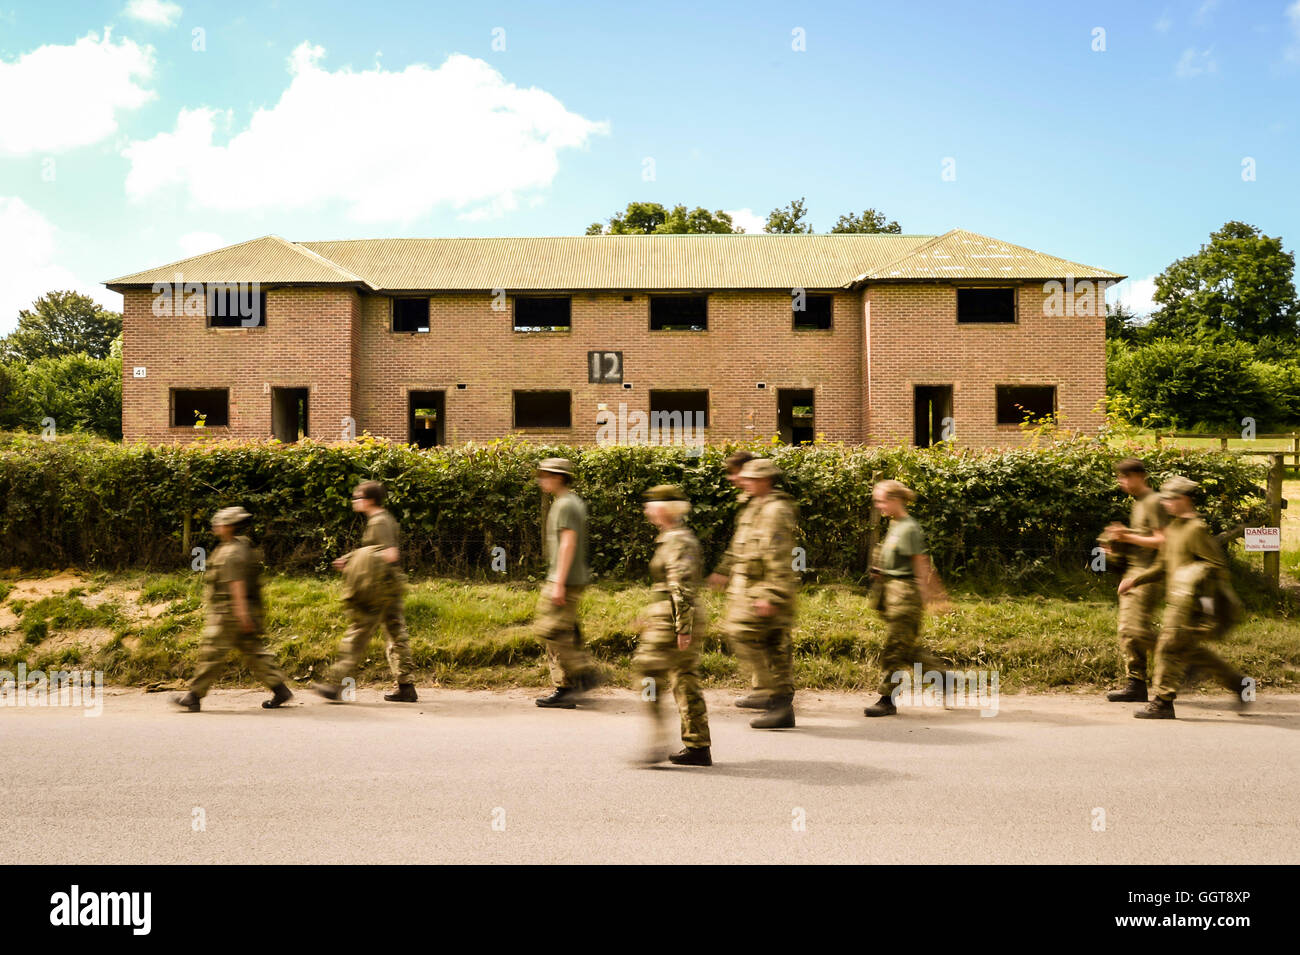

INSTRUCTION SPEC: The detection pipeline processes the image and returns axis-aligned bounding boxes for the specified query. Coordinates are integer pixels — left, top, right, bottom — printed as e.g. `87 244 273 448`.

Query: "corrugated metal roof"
105 230 1123 290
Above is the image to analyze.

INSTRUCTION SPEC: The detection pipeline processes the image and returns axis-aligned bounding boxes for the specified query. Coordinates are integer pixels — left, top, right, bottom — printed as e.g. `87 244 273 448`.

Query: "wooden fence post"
1264 453 1284 593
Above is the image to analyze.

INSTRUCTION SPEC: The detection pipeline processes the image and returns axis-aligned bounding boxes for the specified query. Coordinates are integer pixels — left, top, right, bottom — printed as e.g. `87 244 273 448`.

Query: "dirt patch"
4 572 89 602
41 628 117 653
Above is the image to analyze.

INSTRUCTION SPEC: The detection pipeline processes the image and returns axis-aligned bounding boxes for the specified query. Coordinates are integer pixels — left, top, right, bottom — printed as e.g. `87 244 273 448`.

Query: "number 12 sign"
588 351 623 384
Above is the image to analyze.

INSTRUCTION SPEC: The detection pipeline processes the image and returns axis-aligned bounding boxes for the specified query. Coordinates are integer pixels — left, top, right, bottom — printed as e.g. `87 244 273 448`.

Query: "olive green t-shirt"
878 516 925 578
362 509 400 551
545 492 590 586
1127 490 1170 568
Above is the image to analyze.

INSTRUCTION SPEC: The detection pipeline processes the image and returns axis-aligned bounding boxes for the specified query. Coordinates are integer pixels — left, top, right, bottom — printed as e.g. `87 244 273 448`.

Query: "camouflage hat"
212 505 251 526
536 457 574 477
644 484 688 502
1160 475 1199 499
738 458 782 480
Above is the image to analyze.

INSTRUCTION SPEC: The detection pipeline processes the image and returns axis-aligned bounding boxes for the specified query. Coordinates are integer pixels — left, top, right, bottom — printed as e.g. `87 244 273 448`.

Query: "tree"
1 291 123 362
829 208 901 234
1149 221 1298 341
764 197 812 234
587 201 739 235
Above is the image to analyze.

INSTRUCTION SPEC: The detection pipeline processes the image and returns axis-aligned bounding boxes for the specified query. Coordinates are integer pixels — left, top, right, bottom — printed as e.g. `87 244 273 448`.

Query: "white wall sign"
1243 527 1281 552
133 366 146 378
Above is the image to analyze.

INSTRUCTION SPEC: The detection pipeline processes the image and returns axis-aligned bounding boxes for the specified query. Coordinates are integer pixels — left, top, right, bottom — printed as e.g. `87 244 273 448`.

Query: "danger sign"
1243 527 1281 552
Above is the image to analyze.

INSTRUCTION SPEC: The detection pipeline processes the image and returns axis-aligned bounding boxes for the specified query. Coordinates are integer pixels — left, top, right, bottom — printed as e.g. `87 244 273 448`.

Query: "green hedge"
0 432 1270 580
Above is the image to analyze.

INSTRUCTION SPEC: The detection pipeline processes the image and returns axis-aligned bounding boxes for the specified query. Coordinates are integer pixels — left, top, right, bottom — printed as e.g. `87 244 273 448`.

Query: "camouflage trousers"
1117 568 1161 681
1151 595 1240 702
723 602 794 699
875 578 943 697
328 597 413 685
535 582 592 688
634 610 710 749
189 619 286 698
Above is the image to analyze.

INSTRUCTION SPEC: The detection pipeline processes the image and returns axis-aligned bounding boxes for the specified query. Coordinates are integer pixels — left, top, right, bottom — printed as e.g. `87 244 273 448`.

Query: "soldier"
634 485 711 766
534 458 598 708
1100 458 1170 702
718 458 799 729
314 480 417 703
863 480 951 717
173 506 292 712
707 449 771 710
1119 476 1250 719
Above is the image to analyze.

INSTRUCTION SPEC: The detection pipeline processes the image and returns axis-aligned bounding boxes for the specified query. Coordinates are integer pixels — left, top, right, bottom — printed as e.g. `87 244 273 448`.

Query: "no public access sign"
1243 527 1282 552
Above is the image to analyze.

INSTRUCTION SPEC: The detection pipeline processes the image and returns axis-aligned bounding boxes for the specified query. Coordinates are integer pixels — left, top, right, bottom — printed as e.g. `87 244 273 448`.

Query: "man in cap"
718 457 799 729
315 480 416 703
173 506 292 712
708 449 773 710
1118 475 1250 719
1101 458 1171 702
533 458 597 708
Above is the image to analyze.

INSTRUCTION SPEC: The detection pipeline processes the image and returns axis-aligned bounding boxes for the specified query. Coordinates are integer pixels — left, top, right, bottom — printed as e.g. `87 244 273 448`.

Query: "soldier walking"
1100 458 1169 702
863 480 951 717
717 458 799 729
314 480 417 703
1119 476 1250 719
173 506 292 712
533 458 598 708
634 485 711 766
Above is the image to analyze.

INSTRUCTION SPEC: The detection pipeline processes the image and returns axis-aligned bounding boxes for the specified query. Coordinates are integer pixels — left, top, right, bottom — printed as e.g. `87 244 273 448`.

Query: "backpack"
341 545 402 611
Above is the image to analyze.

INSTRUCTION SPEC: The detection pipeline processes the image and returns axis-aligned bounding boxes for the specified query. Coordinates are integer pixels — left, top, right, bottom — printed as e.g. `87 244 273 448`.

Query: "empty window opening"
996 385 1056 425
393 298 430 333
513 296 572 332
514 391 571 429
957 287 1016 324
650 295 708 331
271 387 309 442
649 390 709 438
777 389 815 445
172 388 229 428
207 286 266 328
793 294 833 330
913 385 953 448
409 390 445 448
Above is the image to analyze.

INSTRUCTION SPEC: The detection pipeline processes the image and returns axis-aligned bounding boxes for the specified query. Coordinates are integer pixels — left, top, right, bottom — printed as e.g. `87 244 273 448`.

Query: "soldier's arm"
1190 524 1228 570
375 516 401 564
755 501 798 607
225 557 255 632
665 538 697 638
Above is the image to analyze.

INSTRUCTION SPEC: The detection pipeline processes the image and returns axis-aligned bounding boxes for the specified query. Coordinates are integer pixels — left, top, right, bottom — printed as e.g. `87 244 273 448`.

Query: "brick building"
105 230 1122 448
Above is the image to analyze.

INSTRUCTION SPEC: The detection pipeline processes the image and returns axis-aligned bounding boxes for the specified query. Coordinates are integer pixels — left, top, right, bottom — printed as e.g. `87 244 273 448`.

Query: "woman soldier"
173 506 293 712
634 485 712 766
864 480 950 717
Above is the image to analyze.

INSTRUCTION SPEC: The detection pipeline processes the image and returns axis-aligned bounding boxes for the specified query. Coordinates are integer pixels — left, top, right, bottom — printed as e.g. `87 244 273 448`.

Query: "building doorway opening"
913 385 953 447
409 391 445 448
777 389 815 445
271 387 309 442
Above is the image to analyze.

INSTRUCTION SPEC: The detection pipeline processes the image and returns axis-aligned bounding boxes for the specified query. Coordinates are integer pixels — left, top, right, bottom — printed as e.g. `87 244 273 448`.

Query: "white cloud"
724 208 766 234
0 197 119 334
0 31 154 156
1106 274 1159 317
123 44 609 222
123 0 181 27
177 231 225 257
1286 1 1300 63
1175 47 1217 78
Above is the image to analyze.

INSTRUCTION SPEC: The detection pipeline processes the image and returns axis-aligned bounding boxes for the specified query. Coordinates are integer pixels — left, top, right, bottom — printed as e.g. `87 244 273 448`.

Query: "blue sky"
1 0 1299 332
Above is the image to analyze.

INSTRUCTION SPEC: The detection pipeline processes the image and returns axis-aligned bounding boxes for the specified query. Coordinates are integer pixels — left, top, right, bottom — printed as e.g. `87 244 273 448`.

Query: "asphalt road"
2 687 1296 864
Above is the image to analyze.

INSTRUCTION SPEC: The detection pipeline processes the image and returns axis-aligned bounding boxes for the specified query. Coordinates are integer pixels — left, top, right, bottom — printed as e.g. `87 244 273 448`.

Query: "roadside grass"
1 567 1296 693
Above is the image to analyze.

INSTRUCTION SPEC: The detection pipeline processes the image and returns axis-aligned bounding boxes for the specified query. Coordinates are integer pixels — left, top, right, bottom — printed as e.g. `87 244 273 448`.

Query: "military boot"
750 696 795 729
1134 698 1175 719
313 682 342 702
863 694 897 717
1227 673 1253 711
262 684 293 708
1106 679 1148 702
172 692 200 713
734 691 770 709
536 686 578 709
669 746 712 766
384 683 418 703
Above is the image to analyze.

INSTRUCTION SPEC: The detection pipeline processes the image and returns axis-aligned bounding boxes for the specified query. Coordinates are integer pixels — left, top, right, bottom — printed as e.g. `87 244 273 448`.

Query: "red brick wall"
120 286 357 443
864 282 1106 447
352 290 866 444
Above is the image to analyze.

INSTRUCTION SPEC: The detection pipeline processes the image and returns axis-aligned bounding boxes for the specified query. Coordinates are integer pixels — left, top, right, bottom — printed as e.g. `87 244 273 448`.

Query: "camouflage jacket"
649 525 703 636
724 490 799 613
204 535 264 629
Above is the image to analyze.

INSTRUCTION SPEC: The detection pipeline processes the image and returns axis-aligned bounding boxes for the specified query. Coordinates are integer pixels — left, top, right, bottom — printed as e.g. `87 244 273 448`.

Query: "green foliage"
828 208 901 233
1107 337 1299 429
1 291 122 362
0 433 1269 582
587 201 739 235
764 196 812 233
0 352 122 439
